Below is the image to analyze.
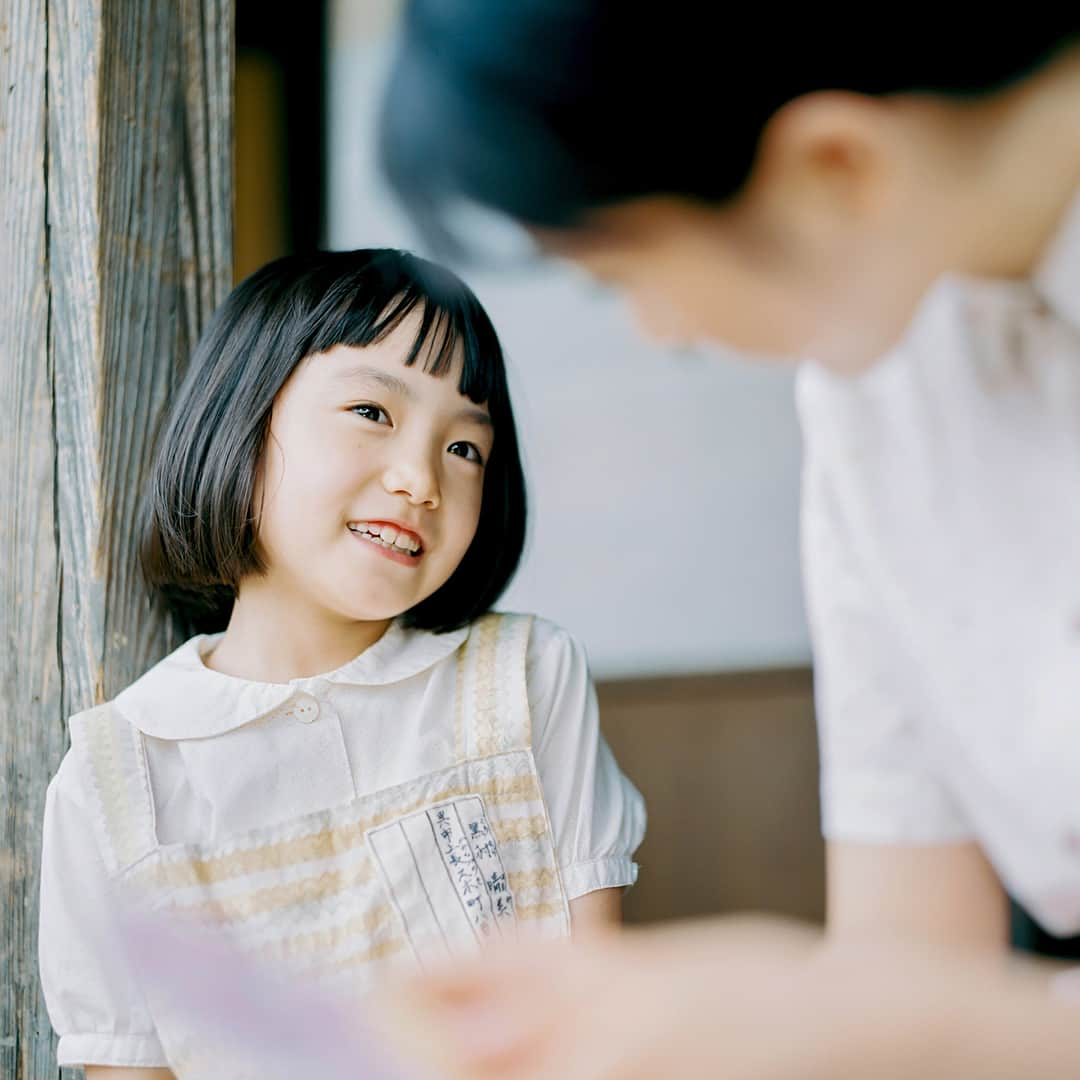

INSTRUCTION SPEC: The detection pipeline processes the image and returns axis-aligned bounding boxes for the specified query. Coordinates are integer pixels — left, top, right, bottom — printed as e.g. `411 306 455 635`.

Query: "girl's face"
250 311 494 626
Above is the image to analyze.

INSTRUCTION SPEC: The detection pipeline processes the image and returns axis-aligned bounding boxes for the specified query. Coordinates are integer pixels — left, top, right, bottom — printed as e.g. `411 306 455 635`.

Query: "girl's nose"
381 452 440 509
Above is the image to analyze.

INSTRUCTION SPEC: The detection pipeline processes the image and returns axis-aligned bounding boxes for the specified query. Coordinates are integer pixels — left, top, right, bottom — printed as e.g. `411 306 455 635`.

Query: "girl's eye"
448 441 484 465
351 403 390 424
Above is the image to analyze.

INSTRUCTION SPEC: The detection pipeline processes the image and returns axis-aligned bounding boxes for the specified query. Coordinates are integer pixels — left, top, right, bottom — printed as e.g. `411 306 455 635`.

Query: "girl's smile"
347 519 425 565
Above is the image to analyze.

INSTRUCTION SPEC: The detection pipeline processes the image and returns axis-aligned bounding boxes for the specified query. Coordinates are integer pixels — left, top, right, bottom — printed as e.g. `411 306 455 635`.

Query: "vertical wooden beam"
1 1 233 1075
0 3 62 1077
48 0 234 704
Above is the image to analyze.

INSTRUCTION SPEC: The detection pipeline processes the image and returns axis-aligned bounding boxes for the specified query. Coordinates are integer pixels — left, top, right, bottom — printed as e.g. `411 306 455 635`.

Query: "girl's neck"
205 580 392 684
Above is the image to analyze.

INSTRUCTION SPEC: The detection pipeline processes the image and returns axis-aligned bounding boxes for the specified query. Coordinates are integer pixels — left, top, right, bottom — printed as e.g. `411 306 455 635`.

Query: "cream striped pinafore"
68 613 570 1077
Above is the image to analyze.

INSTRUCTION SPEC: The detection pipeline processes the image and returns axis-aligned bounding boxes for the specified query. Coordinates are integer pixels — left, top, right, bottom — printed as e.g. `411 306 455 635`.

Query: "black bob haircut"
141 248 526 635
378 3 1077 254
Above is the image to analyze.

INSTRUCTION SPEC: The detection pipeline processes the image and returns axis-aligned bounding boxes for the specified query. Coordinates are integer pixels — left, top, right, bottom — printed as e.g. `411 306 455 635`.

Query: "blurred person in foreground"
374 9 1080 1078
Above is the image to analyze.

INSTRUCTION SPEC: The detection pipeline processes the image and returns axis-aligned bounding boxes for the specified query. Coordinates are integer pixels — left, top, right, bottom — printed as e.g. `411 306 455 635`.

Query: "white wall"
325 7 810 677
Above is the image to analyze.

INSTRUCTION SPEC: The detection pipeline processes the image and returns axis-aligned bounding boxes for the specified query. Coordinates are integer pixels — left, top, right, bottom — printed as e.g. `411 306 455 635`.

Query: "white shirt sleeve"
526 618 646 899
38 752 168 1068
800 366 973 845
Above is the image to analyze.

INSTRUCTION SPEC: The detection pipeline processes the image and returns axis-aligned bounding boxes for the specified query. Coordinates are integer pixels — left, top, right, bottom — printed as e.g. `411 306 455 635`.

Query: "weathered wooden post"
1 2 233 1074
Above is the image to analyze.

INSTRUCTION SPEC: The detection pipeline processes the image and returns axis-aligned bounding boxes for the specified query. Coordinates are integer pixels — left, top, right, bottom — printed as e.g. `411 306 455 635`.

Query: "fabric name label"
367 796 517 964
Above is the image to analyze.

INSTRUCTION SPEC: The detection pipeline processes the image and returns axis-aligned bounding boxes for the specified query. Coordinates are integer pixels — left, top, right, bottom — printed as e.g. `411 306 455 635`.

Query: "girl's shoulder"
522 615 587 676
466 611 588 673
457 612 593 720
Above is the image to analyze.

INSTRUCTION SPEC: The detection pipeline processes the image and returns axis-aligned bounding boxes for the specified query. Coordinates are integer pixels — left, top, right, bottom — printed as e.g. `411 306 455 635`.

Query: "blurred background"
236 0 823 927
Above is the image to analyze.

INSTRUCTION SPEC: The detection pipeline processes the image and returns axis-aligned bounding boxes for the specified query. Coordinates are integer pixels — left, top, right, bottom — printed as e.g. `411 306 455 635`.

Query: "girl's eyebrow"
457 407 493 429
335 364 413 399
335 363 492 428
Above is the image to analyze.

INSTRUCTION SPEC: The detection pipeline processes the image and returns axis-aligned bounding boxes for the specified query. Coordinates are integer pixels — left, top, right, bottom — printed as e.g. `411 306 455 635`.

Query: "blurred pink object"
1050 967 1080 1001
117 901 427 1079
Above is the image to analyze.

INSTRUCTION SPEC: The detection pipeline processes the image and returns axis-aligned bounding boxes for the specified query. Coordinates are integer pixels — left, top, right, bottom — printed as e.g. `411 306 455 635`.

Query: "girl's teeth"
351 523 420 554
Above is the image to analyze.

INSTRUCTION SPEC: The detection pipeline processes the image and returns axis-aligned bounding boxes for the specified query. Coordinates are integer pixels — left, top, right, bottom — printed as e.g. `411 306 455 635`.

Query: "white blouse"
40 614 645 1068
799 193 1080 934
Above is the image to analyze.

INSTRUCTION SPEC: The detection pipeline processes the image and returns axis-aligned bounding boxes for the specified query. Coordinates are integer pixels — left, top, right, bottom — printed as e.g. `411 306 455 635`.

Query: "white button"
279 692 319 725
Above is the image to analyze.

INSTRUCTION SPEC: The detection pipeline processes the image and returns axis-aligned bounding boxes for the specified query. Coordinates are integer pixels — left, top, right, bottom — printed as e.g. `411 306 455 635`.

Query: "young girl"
38 249 646 1078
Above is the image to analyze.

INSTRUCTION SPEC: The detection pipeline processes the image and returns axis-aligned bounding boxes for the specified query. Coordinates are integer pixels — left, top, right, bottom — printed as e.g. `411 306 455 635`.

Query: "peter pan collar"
115 619 469 740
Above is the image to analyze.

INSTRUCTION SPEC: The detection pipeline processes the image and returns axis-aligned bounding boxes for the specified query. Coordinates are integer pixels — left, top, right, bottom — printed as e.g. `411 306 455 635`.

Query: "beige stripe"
452 638 467 761
146 826 363 889
496 614 533 752
507 867 560 893
171 859 376 922
86 709 138 870
472 615 501 757
515 900 565 922
260 904 396 963
323 935 408 973
492 814 550 844
169 907 401 987
140 773 542 888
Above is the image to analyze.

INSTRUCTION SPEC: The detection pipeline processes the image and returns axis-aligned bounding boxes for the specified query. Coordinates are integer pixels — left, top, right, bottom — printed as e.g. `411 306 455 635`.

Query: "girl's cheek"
448 479 483 527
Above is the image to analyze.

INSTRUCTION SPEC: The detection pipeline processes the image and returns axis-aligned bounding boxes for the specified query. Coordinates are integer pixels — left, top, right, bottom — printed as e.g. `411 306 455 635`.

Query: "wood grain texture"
1 4 67 1077
49 0 233 712
3 2 232 1075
